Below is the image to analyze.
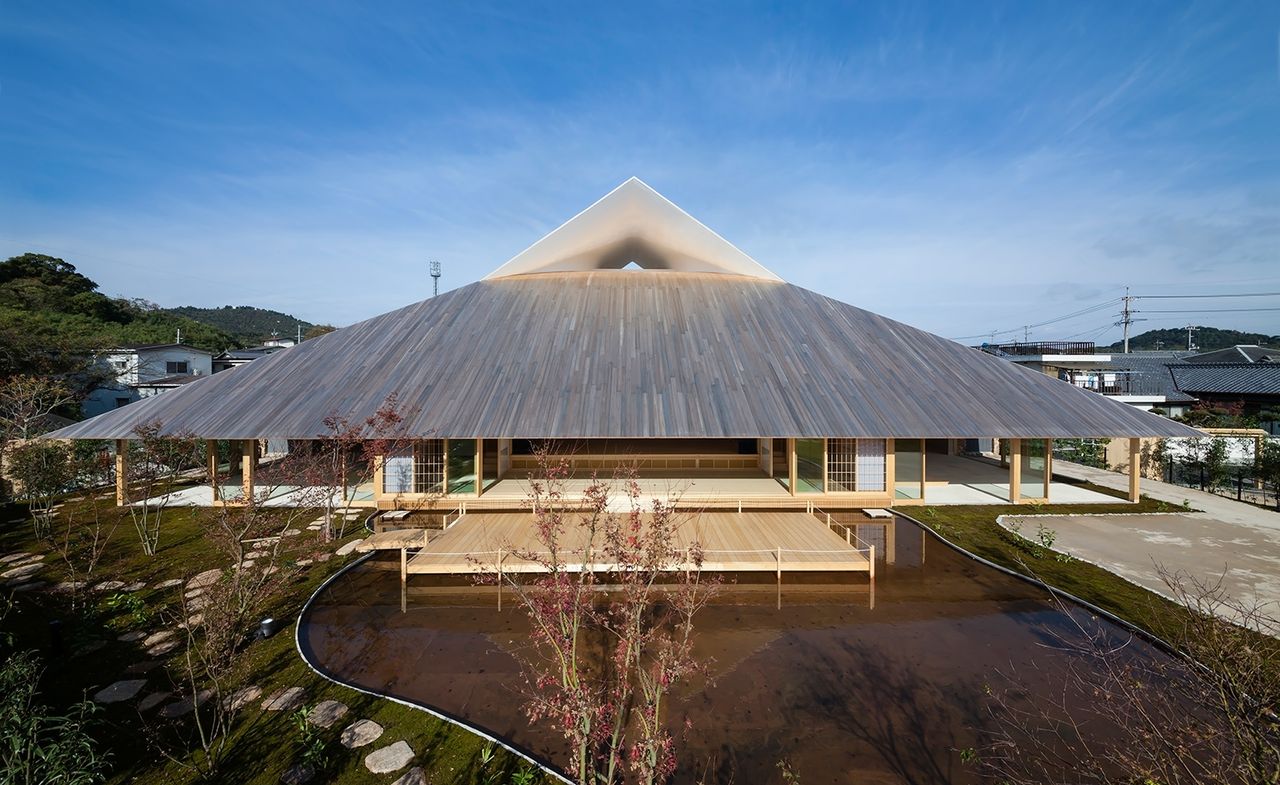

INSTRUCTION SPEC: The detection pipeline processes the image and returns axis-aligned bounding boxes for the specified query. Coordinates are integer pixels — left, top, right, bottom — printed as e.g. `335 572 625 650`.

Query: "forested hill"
163 305 313 344
0 253 237 377
1103 327 1279 353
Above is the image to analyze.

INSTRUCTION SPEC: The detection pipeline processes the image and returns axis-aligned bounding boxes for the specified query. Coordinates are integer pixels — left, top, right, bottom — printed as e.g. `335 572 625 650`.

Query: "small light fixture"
258 617 280 639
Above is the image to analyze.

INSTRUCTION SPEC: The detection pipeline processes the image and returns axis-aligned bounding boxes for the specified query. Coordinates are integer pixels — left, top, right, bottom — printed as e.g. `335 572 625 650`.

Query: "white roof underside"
485 177 782 281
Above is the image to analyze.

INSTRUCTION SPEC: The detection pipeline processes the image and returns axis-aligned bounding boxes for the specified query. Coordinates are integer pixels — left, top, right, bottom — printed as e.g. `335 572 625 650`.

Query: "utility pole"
430 260 441 298
1023 325 1030 343
1117 288 1143 353
176 327 182 345
1186 324 1197 351
296 323 302 344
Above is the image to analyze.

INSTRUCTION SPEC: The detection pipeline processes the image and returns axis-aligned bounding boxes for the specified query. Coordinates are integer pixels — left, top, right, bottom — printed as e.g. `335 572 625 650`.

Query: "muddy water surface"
299 518 1157 784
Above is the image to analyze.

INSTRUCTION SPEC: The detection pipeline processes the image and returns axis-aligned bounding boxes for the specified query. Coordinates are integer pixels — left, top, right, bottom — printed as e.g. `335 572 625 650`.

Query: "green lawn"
0 496 548 785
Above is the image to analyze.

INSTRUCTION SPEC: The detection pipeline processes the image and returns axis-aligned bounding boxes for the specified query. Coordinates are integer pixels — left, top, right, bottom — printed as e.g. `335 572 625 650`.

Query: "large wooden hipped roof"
49 271 1200 441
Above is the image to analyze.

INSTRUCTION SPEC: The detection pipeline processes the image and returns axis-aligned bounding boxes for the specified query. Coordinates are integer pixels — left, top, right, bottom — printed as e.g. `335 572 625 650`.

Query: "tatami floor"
404 510 873 574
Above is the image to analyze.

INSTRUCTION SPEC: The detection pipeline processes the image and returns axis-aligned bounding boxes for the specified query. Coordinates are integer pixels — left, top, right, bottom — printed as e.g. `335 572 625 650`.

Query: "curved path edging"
293 547 573 785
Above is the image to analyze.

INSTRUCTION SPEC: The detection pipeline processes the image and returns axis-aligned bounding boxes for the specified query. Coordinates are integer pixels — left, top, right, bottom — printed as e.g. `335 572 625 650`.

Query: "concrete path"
1016 462 1280 633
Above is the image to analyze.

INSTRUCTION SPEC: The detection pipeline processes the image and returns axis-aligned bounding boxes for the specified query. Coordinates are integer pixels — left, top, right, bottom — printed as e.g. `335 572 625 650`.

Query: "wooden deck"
402 510 872 575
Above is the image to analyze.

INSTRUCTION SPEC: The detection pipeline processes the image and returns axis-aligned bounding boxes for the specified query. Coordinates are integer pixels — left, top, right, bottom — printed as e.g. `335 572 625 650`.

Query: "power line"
952 298 1121 341
1140 307 1280 314
1136 292 1280 299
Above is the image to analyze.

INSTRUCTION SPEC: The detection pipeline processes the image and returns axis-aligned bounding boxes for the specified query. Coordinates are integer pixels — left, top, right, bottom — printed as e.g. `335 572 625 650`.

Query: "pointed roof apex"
485 178 782 281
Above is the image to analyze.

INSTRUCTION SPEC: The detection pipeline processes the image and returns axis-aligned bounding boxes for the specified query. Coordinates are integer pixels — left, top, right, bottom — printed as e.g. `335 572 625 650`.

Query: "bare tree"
0 375 75 442
977 570 1280 785
122 421 203 556
484 454 717 785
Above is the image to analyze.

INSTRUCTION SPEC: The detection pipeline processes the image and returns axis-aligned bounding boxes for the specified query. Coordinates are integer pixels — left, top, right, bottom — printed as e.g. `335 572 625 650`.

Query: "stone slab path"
340 718 384 748
365 740 414 774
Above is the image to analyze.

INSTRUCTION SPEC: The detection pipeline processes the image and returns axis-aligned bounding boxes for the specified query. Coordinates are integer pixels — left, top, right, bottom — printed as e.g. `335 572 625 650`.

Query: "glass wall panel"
382 447 413 494
772 438 789 489
1020 439 1046 499
895 439 923 499
795 438 824 493
856 439 887 492
481 439 499 492
446 439 476 495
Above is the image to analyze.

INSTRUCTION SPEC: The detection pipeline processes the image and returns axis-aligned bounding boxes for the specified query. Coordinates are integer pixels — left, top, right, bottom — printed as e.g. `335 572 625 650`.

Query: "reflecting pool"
299 516 1163 784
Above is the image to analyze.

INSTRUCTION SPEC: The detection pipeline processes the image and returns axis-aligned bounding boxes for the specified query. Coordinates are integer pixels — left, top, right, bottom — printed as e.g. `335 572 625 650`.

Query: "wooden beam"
1009 437 1022 504
115 439 128 507
1128 437 1141 502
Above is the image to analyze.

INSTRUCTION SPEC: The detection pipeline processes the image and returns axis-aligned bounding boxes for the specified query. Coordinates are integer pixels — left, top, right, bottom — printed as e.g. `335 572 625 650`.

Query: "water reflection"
300 516 1158 784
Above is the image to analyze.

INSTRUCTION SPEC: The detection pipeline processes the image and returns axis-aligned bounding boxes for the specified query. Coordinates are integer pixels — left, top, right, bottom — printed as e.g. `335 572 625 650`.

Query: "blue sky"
2 1 1277 343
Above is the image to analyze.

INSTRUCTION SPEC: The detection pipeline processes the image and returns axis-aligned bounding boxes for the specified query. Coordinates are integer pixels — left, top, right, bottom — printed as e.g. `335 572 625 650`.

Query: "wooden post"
241 439 256 503
400 548 407 614
497 546 503 611
475 438 482 498
885 438 896 506
787 438 797 497
372 454 385 506
114 439 129 507
918 439 927 503
886 519 896 565
1128 437 1141 502
776 546 782 610
1009 438 1022 504
206 440 220 502
869 544 876 582
1043 438 1053 501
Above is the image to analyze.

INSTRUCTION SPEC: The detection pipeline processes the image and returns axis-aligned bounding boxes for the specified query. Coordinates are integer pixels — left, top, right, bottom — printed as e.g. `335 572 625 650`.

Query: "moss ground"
0 496 547 785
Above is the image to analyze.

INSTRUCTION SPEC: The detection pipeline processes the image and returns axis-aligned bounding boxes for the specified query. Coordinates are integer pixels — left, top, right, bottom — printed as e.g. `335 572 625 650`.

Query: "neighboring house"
262 335 298 348
54 178 1198 514
82 344 213 418
977 343 1197 415
1167 363 1280 417
1183 344 1280 364
212 345 288 373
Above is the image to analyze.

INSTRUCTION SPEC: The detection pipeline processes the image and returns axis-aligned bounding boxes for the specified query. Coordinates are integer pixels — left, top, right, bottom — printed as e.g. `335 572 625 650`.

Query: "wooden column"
372 454 386 505
1042 438 1053 501
241 439 256 503
1009 438 1022 504
1128 437 1141 502
206 440 220 502
115 439 129 507
475 438 483 498
821 438 828 495
787 438 797 496
918 439 927 503
884 438 896 506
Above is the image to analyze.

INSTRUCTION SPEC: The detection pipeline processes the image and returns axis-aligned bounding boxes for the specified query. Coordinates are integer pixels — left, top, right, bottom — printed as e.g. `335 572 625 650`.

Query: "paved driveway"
1011 462 1280 633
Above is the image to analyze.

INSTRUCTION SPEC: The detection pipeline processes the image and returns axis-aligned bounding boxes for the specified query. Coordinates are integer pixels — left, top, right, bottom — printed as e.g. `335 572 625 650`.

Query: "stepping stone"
239 560 256 569
184 587 206 600
184 613 204 628
314 553 331 563
247 550 268 559
117 631 147 642
93 679 147 704
9 554 44 566
142 631 174 648
281 764 314 785
391 768 427 785
364 740 414 774
307 699 348 729
296 558 313 567
0 552 31 564
335 539 363 557
261 687 306 712
340 718 384 748
187 568 221 589
126 660 162 674
138 691 170 712
93 580 126 592
159 689 213 718
51 581 85 594
188 595 210 611
122 581 147 592
222 685 262 711
146 639 180 657
281 529 301 537
76 640 107 656
12 581 47 592
154 578 183 589
2 563 43 581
